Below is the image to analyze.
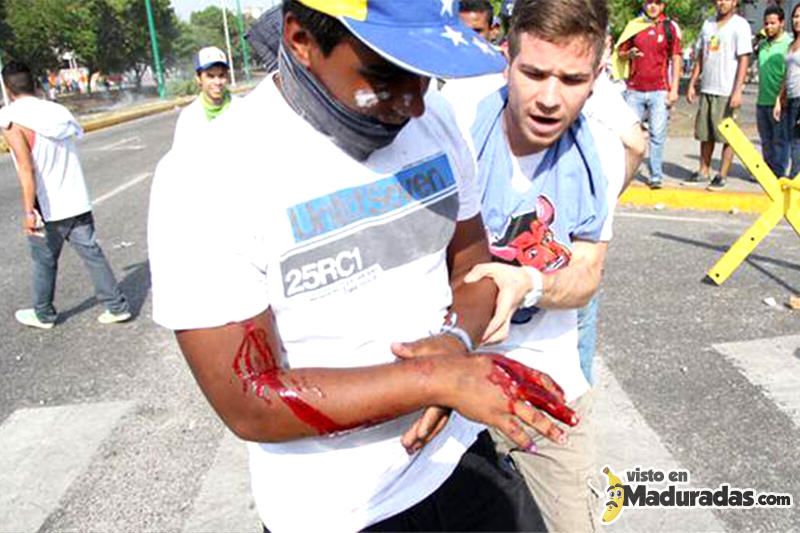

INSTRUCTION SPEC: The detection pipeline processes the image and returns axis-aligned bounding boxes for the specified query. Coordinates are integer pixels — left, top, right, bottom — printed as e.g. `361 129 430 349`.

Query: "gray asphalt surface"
602 208 799 532
0 110 227 532
0 110 798 531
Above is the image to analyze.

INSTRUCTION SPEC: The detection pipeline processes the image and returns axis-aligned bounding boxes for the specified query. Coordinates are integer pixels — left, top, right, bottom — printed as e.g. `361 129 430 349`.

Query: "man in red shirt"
618 0 682 189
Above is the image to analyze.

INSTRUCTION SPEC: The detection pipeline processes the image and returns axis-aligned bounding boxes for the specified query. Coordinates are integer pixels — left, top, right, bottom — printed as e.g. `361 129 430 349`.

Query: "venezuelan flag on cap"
296 0 506 78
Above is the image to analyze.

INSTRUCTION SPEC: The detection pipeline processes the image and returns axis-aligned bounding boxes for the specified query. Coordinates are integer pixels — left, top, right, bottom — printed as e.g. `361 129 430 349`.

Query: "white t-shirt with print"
441 74 624 402
698 14 753 96
149 75 483 532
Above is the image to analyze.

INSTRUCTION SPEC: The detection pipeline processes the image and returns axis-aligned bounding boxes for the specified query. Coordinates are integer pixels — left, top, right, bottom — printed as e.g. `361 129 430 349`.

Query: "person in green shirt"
757 5 791 176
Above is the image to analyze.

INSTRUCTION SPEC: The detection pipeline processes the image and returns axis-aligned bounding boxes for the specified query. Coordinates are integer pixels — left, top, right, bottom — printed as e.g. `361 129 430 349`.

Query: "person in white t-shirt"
440 0 634 529
686 0 753 189
172 46 239 149
0 61 131 330
148 1 580 531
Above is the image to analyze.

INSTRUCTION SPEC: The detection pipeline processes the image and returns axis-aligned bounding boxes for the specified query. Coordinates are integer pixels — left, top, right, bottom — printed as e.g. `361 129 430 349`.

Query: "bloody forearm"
178 313 577 442
180 318 442 442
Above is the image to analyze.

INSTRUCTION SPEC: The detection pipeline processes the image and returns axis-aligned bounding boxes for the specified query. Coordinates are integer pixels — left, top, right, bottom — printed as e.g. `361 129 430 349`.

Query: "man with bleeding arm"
149 1 576 531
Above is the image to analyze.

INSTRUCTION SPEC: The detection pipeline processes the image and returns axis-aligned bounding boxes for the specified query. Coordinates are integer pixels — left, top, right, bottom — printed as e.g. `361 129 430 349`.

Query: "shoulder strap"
664 18 674 53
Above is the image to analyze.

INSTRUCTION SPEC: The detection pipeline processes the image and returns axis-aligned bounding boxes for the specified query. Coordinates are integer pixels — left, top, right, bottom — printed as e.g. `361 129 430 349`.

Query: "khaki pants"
490 391 598 533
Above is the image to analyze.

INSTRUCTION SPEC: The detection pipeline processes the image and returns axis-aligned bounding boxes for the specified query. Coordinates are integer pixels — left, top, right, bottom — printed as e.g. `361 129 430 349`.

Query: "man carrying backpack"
615 0 682 189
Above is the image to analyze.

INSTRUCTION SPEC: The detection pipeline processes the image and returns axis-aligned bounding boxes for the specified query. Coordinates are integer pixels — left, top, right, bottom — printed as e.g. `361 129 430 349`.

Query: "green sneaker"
15 309 55 330
97 310 132 324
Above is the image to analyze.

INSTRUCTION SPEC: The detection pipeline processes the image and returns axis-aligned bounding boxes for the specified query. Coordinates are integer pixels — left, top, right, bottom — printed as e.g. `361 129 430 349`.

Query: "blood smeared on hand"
487 354 579 426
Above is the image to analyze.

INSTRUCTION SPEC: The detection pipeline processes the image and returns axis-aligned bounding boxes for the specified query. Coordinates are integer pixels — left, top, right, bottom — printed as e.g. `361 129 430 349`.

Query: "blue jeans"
786 97 800 176
576 293 599 385
624 90 668 183
27 211 129 323
756 104 789 177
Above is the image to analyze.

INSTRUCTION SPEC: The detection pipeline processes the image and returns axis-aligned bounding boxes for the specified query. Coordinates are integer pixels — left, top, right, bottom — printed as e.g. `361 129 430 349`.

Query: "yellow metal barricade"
706 118 800 284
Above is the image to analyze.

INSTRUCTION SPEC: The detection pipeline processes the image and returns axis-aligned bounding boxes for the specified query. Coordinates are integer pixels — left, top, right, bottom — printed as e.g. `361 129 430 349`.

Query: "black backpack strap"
664 18 674 54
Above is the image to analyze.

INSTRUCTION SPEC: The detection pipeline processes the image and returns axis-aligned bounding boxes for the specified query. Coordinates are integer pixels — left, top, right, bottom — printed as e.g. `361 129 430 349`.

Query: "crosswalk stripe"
593 359 725 531
183 429 260 533
91 172 151 206
0 401 133 533
713 334 800 428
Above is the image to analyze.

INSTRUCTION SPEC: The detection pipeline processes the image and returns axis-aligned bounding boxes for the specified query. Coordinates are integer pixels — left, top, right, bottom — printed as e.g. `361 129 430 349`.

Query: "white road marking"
593 359 725 531
95 137 142 151
0 401 133 533
713 335 800 428
183 429 260 533
92 173 151 206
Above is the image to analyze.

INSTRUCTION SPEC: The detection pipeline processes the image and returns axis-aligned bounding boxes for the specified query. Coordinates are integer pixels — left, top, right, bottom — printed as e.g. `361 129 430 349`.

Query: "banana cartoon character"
602 466 625 523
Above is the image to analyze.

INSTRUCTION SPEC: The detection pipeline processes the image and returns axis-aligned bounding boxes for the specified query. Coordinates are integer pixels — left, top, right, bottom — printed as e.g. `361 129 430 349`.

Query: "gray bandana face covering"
277 44 409 161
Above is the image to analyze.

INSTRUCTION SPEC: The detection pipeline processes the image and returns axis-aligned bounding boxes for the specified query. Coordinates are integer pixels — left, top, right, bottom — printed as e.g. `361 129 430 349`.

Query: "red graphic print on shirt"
488 195 571 273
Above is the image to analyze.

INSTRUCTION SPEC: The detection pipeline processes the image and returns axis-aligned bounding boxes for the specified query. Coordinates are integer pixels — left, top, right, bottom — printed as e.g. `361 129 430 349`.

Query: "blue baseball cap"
297 0 506 78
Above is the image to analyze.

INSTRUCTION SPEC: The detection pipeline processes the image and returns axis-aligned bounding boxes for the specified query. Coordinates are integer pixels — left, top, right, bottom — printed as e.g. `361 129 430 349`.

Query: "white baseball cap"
194 46 229 71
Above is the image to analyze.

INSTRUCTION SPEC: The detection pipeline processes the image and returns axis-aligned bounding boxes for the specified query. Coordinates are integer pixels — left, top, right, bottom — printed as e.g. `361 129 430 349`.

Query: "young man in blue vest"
440 0 631 529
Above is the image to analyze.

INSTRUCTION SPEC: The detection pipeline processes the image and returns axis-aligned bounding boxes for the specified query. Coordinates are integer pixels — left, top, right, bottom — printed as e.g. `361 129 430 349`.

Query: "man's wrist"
521 266 544 308
436 311 474 352
438 327 472 353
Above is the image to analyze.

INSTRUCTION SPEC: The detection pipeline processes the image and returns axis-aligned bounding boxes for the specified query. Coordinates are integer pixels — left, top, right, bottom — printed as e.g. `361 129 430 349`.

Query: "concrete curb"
0 83 255 153
80 95 195 134
619 183 769 213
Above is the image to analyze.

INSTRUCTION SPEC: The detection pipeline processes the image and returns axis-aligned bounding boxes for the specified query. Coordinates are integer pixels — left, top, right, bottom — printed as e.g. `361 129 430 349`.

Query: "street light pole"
234 0 253 83
220 0 237 87
144 0 166 99
0 52 9 106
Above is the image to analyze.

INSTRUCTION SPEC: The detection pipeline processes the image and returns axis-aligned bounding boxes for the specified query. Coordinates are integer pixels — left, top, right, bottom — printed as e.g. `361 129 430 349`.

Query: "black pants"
365 430 544 532
262 431 544 532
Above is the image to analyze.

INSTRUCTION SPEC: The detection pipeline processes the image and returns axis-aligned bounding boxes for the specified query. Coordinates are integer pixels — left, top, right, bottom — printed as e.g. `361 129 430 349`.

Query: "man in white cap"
172 46 238 149
149 0 580 530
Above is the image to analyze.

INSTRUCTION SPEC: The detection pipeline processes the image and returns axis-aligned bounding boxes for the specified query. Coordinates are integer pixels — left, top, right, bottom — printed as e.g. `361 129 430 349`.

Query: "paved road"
0 112 798 531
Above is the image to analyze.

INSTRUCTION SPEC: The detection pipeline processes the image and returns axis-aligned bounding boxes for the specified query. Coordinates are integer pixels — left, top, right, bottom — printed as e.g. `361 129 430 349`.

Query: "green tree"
2 0 178 90
57 0 128 91
3 0 64 74
113 0 179 89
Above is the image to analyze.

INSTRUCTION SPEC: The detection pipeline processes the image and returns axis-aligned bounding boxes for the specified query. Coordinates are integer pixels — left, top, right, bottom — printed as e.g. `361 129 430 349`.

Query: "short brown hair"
507 0 608 67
